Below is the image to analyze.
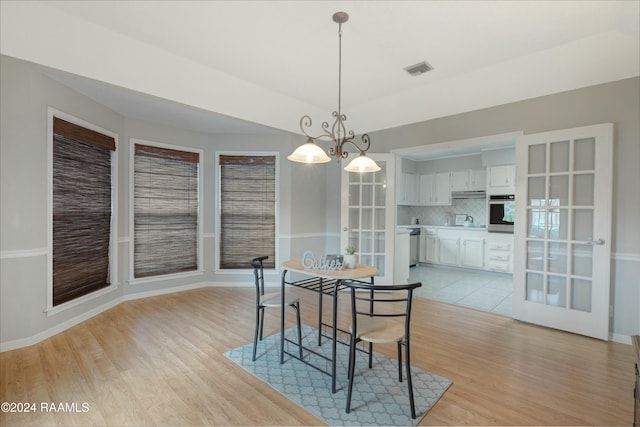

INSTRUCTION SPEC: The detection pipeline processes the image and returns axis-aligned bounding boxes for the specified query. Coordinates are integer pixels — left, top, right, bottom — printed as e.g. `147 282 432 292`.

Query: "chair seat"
260 292 300 308
352 317 405 344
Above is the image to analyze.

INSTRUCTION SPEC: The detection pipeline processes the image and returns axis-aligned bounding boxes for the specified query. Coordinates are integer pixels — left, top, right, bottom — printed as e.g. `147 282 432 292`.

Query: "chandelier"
287 12 381 173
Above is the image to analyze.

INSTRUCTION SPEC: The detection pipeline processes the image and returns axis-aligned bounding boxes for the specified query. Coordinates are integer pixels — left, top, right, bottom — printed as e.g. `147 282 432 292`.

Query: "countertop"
397 224 488 231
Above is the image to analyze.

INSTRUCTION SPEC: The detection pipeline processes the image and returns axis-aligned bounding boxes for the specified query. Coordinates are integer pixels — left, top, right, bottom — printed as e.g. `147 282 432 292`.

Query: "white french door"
513 123 613 340
341 154 395 284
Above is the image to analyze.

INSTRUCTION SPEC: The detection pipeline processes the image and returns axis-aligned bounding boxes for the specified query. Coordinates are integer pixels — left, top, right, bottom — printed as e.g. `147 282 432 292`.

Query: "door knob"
343 227 349 231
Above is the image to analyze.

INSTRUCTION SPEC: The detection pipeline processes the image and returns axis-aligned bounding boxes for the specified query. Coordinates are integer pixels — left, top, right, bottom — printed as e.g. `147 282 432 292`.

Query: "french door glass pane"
549 208 568 240
574 138 595 171
571 278 592 312
527 241 544 270
550 141 570 172
361 208 373 229
572 243 593 277
528 144 546 174
348 207 359 229
547 275 566 307
548 242 567 274
374 232 385 252
349 184 360 204
572 209 594 241
573 174 594 206
374 208 385 229
361 232 372 252
528 208 546 238
549 175 569 206
528 176 546 205
526 272 544 303
362 185 373 206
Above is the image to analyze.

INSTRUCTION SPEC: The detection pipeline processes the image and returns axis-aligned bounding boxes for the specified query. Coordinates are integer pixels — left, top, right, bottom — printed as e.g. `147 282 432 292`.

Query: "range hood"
451 190 486 199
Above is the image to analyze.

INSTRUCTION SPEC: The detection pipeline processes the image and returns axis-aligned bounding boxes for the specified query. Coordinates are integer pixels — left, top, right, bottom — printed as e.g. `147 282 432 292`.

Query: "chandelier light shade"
287 139 332 164
288 11 381 173
344 153 382 173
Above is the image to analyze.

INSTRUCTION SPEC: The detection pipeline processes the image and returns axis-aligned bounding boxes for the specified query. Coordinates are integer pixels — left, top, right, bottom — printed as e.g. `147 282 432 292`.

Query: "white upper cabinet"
397 173 419 205
417 173 450 206
450 169 486 191
486 165 515 195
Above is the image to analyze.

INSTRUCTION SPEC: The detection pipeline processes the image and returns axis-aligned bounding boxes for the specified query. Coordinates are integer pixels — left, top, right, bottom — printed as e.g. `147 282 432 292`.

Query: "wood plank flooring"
0 287 635 426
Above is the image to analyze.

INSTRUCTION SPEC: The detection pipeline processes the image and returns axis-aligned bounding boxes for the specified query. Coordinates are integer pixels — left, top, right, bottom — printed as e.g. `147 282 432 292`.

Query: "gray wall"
1 54 638 347
0 55 317 347
368 77 640 338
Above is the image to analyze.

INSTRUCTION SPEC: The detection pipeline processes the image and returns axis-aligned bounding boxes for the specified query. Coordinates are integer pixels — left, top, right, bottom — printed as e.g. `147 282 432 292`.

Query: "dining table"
280 258 378 393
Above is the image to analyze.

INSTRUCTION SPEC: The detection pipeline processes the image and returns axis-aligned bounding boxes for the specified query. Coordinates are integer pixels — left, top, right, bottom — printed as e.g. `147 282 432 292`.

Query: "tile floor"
409 264 513 316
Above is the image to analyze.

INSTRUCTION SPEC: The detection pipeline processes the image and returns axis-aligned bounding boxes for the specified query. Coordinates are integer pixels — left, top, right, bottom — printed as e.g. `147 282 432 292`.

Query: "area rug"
224 325 451 426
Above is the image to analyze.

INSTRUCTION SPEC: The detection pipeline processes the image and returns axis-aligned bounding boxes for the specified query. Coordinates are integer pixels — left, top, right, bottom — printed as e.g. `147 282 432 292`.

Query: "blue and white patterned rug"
224 325 451 426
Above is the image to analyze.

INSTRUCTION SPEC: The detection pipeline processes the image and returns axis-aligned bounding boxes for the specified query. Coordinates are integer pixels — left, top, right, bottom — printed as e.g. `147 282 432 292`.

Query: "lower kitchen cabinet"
418 227 513 273
419 228 438 263
461 237 485 268
484 233 514 273
438 235 459 266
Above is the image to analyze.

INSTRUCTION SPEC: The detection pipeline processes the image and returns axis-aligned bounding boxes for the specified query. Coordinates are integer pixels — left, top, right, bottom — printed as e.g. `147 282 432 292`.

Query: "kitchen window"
218 154 277 269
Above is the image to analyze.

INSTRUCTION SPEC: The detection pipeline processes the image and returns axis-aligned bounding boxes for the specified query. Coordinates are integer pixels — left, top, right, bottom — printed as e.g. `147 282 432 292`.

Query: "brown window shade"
134 144 199 278
52 119 114 306
219 155 276 269
53 117 116 151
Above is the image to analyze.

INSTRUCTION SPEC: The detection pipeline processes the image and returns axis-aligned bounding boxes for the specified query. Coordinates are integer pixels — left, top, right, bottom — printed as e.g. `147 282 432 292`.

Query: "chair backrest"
251 256 269 299
343 281 422 341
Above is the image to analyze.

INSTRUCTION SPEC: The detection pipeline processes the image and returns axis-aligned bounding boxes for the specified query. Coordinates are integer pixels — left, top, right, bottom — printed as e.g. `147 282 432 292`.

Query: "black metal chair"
343 281 423 419
251 256 302 361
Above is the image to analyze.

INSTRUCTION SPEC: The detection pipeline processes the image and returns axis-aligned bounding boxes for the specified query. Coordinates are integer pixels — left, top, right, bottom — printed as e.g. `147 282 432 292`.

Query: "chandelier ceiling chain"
289 11 381 173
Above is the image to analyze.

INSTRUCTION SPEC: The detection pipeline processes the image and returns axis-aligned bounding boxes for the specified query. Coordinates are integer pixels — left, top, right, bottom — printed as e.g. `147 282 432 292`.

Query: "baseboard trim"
1 282 209 352
0 297 122 352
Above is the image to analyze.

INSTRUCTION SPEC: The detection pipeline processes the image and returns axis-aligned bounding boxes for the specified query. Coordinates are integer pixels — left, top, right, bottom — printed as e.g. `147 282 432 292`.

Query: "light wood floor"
0 287 635 426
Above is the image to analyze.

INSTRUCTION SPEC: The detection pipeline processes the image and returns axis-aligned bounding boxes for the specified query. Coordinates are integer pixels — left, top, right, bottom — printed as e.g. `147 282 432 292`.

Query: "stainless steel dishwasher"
409 227 420 267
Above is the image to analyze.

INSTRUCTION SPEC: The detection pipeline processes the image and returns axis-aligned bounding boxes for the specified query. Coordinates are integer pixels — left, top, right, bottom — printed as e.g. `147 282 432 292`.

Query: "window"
52 117 115 306
219 155 276 269
133 143 200 278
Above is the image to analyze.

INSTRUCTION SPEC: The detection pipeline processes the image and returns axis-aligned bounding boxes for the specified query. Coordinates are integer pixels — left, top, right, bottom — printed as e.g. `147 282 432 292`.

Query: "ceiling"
1 1 638 137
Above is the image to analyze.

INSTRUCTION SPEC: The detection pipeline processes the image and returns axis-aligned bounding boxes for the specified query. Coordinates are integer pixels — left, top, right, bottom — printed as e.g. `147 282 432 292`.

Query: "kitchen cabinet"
484 233 514 273
398 173 419 205
418 173 450 206
486 165 515 195
418 174 434 205
438 234 460 266
461 237 485 268
412 226 512 273
419 228 438 263
450 169 486 191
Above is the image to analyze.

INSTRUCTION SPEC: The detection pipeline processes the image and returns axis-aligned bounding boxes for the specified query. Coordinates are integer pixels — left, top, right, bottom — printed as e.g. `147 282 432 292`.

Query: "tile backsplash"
398 198 487 226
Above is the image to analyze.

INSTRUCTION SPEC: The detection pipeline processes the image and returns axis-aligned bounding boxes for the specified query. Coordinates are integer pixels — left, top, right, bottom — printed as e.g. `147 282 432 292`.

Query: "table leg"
280 269 288 364
317 278 323 346
331 279 340 393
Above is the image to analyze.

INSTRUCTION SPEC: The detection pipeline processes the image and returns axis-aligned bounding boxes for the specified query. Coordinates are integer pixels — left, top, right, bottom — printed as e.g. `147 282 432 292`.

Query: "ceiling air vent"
404 61 434 77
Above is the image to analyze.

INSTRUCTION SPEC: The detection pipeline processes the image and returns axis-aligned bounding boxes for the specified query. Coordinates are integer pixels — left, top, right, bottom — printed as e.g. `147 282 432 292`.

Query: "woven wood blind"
219 155 276 269
52 117 115 306
134 144 199 278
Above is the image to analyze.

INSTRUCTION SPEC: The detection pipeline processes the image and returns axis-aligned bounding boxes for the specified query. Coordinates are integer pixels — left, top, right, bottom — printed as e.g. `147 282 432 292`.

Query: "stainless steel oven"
488 194 515 233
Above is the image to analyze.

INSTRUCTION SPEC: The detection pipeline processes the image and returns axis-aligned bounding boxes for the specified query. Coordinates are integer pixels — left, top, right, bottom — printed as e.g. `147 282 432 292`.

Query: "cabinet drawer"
488 243 511 251
486 262 510 273
488 252 510 261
